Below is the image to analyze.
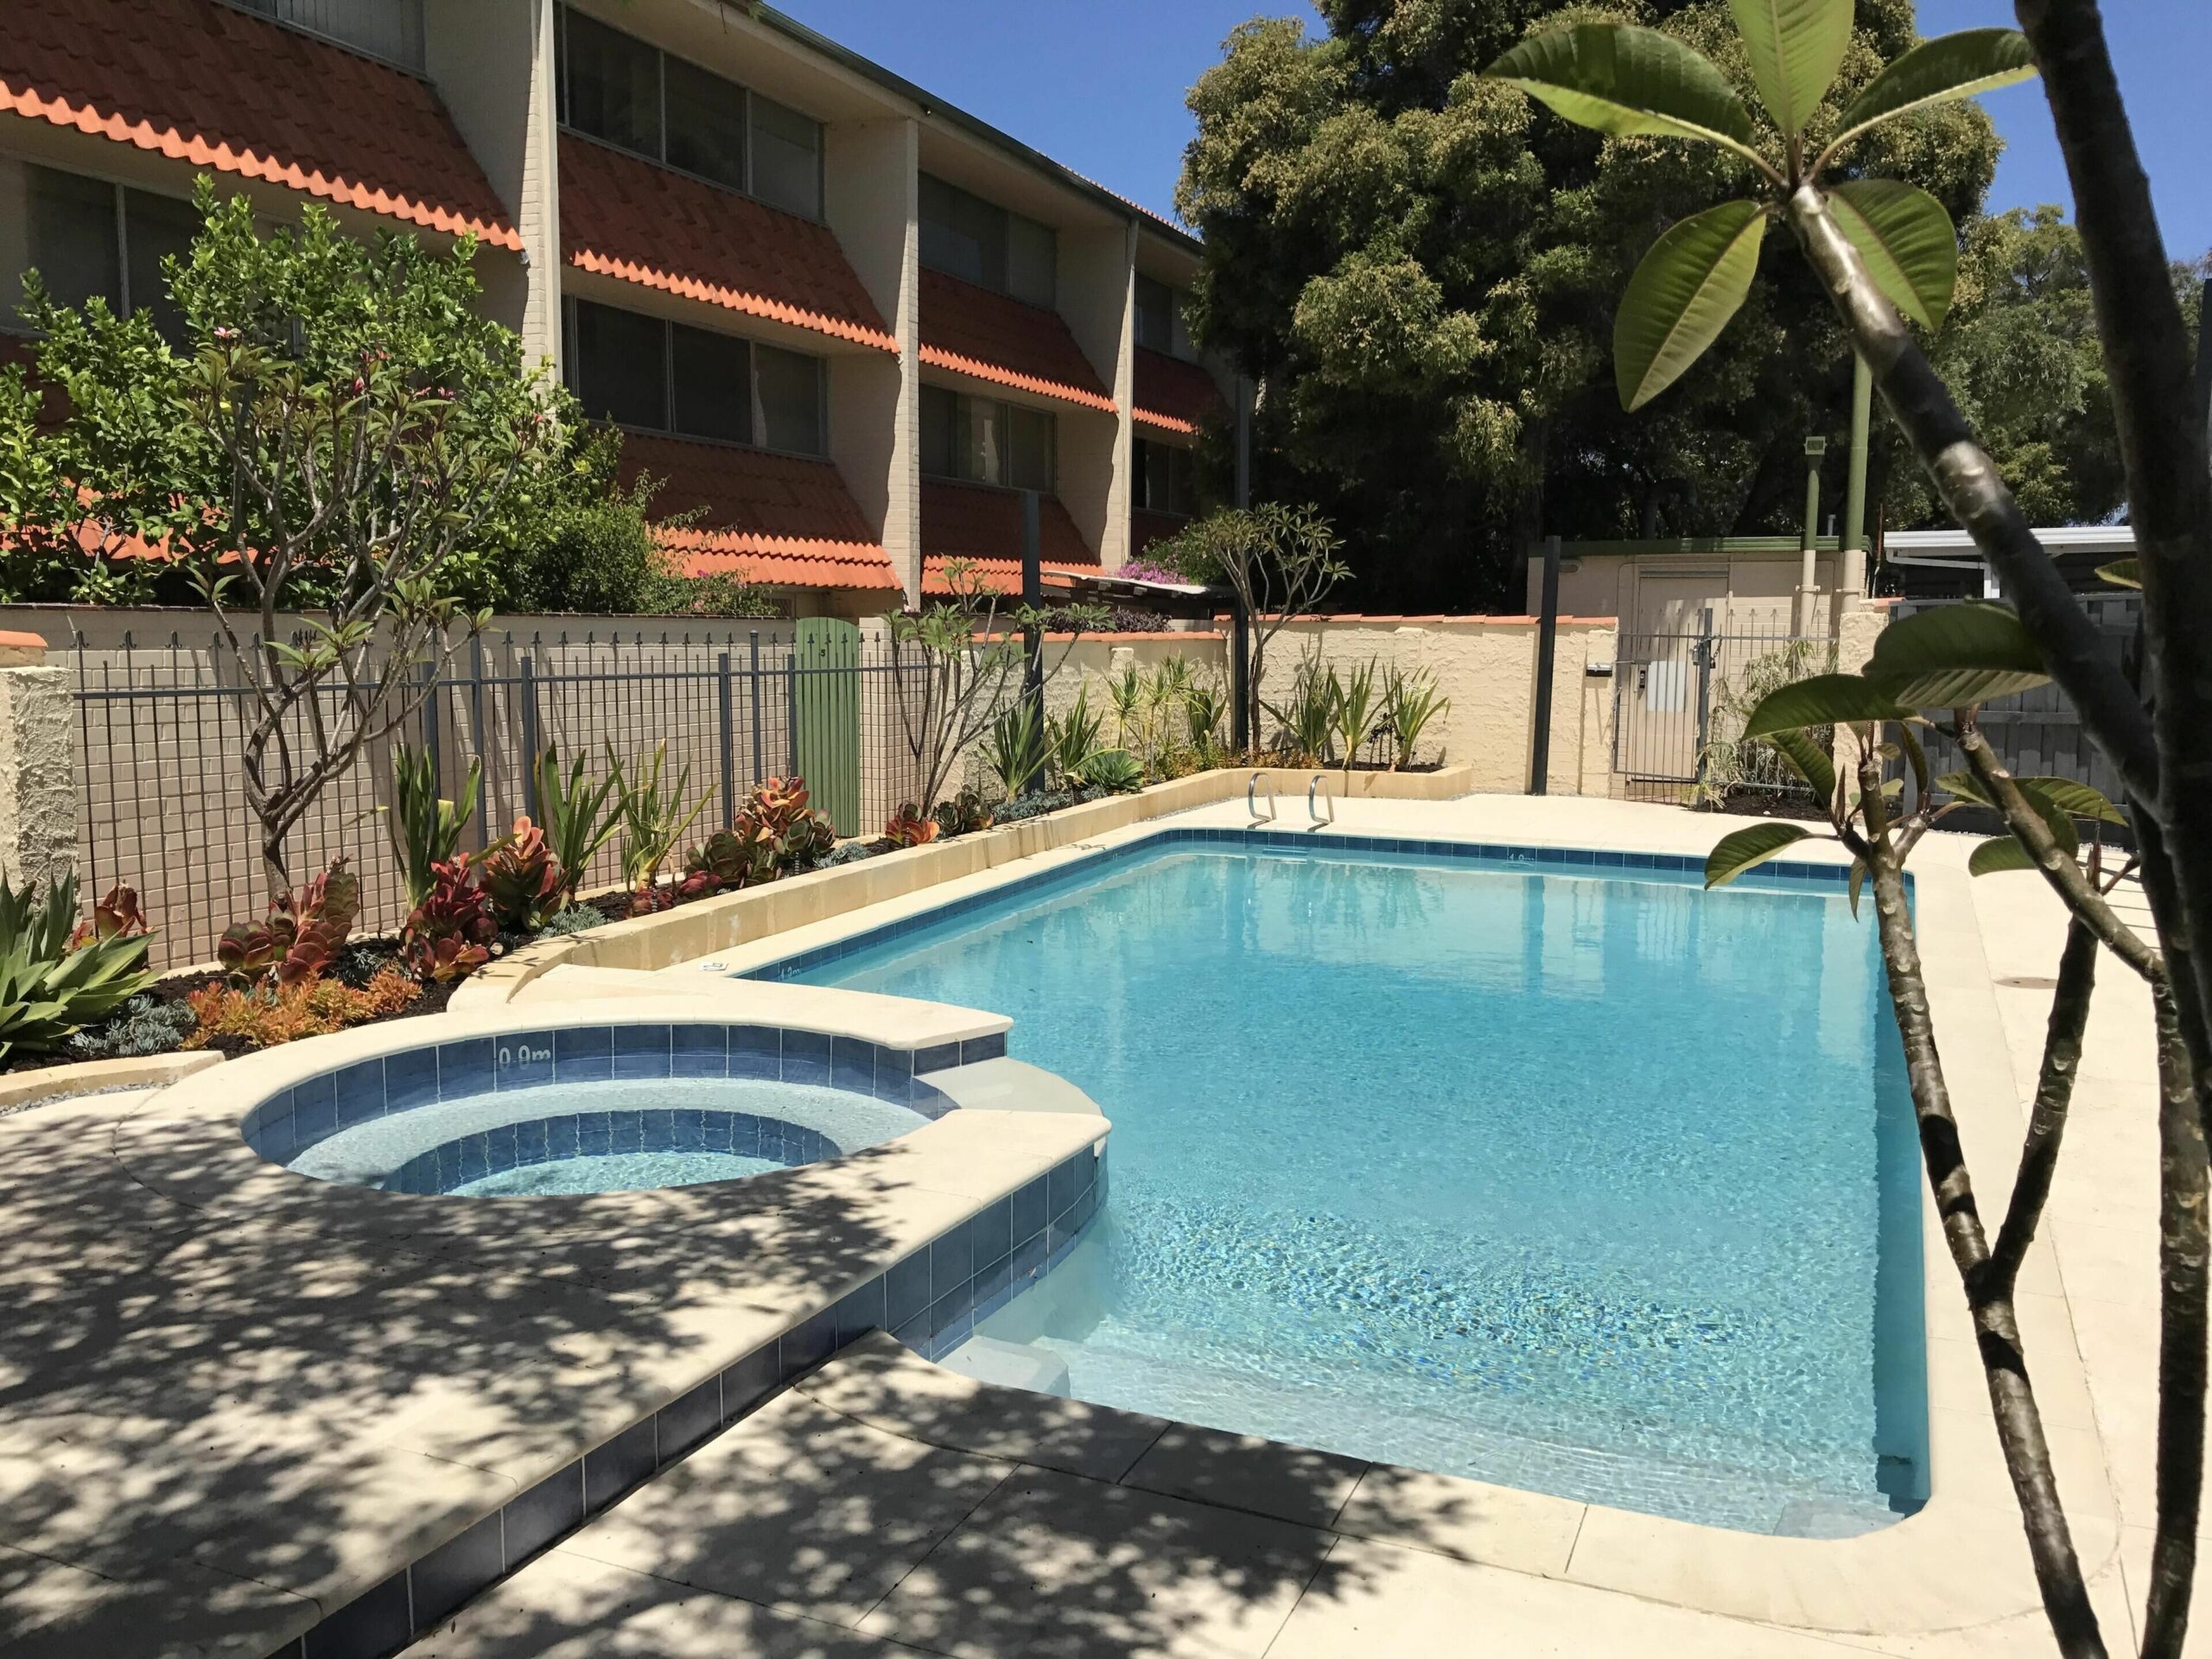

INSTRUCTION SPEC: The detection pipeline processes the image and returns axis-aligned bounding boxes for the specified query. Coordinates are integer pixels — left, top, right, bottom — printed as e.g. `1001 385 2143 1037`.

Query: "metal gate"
1612 611 1833 794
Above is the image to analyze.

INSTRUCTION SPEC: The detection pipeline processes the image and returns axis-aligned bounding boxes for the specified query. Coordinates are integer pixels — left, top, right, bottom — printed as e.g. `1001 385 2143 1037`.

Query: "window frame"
563 296 828 460
10 161 196 345
217 0 429 75
918 172 1057 309
556 4 826 225
1135 436 1197 518
918 384 1057 495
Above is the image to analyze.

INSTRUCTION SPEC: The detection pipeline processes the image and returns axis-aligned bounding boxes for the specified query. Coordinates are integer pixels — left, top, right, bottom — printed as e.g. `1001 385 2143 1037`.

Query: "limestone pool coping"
0 980 1107 1657
627 795 2118 1644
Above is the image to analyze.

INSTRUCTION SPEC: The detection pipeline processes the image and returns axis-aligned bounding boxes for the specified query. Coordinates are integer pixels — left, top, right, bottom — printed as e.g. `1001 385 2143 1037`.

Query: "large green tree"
1178 0 2002 608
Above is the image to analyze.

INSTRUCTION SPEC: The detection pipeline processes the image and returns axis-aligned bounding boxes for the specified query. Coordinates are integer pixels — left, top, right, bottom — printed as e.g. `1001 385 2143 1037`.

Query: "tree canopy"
1177 0 2011 609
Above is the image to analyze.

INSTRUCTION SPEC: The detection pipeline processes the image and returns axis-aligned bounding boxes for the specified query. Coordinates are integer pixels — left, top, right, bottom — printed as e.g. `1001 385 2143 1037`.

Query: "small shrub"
885 804 939 847
184 968 420 1049
0 875 157 1062
67 993 198 1060
985 702 1051 799
385 743 480 908
535 903 610 939
993 784 1108 824
1382 667 1449 768
1071 748 1145 793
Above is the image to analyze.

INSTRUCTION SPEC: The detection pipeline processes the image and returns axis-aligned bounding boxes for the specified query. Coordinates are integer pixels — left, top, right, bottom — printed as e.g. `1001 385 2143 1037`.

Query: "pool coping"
3 985 1110 1658
638 803 2116 1643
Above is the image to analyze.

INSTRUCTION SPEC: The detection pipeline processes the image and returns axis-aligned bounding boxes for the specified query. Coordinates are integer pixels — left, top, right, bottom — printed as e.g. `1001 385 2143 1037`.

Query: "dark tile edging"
278 1140 1105 1659
241 1024 977 1173
746 825 1884 984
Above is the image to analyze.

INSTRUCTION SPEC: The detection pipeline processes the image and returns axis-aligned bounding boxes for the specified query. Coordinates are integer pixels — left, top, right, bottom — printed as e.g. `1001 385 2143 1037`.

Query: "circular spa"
239 1022 952 1197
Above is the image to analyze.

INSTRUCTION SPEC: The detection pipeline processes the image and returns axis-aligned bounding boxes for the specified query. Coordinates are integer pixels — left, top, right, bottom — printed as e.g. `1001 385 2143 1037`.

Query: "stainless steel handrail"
1308 773 1335 827
1248 772 1277 824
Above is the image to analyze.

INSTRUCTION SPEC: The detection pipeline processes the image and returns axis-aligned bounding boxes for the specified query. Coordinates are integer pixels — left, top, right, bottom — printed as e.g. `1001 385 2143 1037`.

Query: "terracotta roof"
620 432 897 592
0 0 518 249
920 478 1096 595
1133 348 1224 435
918 270 1113 413
562 135 894 353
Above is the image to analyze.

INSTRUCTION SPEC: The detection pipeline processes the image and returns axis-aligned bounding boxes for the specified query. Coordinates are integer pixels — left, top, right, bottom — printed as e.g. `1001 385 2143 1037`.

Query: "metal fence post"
1691 607 1717 791
519 653 540 820
420 658 442 791
1528 533 1561 795
467 632 488 850
747 630 764 783
785 642 799 775
716 651 735 820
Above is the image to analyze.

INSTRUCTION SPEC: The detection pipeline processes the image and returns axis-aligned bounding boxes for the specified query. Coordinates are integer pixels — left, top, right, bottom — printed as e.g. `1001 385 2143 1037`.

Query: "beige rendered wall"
0 634 75 888
1055 221 1135 571
824 117 921 600
423 0 562 361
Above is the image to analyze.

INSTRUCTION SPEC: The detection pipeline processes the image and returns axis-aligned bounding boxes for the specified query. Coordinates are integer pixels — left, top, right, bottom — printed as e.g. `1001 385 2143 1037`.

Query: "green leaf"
1705 821 1812 888
1865 601 2049 707
1827 29 2039 161
1729 0 1852 137
1847 856 1867 918
2097 558 2141 589
2018 776 2126 827
1615 200 1769 410
1935 769 1993 807
1484 25 1764 162
2013 779 2080 860
1741 673 1906 738
1769 725 1835 803
1827 181 1959 333
1968 836 2035 877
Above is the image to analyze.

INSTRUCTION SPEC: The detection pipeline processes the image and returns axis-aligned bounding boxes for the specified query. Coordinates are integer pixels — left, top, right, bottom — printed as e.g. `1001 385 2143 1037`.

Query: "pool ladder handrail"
1248 772 1277 824
1307 772 1336 828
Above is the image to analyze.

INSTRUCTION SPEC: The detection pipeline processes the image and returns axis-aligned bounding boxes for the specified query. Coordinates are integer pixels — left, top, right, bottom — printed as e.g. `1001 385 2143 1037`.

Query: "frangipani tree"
1489 8 2212 1656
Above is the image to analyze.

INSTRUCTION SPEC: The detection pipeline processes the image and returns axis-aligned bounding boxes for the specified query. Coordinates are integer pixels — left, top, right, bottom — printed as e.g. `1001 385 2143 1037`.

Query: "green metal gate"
791 618 861 835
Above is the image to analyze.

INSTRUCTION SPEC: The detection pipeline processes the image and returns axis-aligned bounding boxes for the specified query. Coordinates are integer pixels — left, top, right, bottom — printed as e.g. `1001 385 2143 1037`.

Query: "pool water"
781 840 1927 1535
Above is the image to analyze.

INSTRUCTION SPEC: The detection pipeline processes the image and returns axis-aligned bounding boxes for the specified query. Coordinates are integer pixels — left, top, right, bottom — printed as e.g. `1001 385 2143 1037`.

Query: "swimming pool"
761 832 1928 1536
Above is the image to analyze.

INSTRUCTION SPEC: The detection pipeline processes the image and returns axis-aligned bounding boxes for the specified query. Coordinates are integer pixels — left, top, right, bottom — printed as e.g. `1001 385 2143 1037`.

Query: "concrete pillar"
1828 601 1891 789
1838 351 1872 624
1056 220 1136 570
1796 435 1827 635
0 632 76 889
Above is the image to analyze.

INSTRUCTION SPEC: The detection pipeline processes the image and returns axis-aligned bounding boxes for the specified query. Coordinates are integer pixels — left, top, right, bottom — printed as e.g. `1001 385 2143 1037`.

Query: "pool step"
400 1331 1594 1657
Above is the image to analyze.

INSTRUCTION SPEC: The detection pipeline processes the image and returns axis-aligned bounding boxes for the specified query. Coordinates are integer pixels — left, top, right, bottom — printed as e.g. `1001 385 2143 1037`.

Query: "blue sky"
776 1 2211 261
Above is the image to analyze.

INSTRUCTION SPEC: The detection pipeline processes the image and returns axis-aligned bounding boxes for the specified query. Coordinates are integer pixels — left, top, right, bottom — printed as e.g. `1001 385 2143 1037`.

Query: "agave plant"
0 873 157 1060
1184 678 1229 758
217 858 359 987
1484 10 2037 411
1382 667 1449 771
608 741 714 904
385 743 480 909
533 746 622 908
1047 690 1107 790
1071 747 1145 794
1263 656 1338 767
479 816 563 932
1331 659 1383 779
984 702 1051 799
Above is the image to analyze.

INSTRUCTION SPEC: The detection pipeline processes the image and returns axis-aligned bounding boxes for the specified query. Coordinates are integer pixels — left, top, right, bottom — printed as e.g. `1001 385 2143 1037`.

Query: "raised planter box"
454 766 1473 1007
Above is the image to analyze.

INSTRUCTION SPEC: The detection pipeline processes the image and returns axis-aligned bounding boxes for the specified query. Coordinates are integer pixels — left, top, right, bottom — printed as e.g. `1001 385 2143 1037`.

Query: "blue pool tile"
657 1376 721 1463
959 1032 1007 1066
384 1046 438 1113
973 1252 1015 1322
1595 849 1625 868
612 1113 645 1155
640 1107 676 1151
613 1024 671 1080
835 1275 886 1344
925 1285 974 1349
892 1309 934 1354
1624 851 1656 869
546 1115 580 1160
728 1025 781 1080
1010 1174 1048 1247
256 1108 297 1163
556 1026 613 1083
305 1568 410 1659
885 1251 931 1330
503 1462 583 1565
872 1045 913 1103
672 1106 705 1150
671 1024 726 1077
1047 1154 1090 1218
912 1041 959 1076
702 1111 732 1152
577 1112 612 1155
910 1083 954 1120
514 1117 549 1168
830 1036 874 1096
729 1116 759 1158
781 1307 837 1375
332 1059 385 1131
721 1343 781 1421
584 1417 658 1510
781 1029 831 1086
410 1510 502 1628
1009 1231 1047 1286
486 1122 518 1174
437 1038 494 1101
931 1226 973 1300
966 1197 1012 1276
495 1032 555 1089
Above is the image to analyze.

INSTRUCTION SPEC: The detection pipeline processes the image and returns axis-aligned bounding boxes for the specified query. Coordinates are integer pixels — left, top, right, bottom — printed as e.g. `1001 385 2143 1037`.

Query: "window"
1136 438 1197 517
10 162 197 344
557 6 823 219
918 174 1055 308
566 298 825 455
920 386 1054 493
227 0 425 71
1135 274 1194 359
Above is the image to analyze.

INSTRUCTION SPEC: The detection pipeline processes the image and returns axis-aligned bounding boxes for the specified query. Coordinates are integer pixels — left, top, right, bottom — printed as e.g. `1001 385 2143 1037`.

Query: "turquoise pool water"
776 837 1926 1535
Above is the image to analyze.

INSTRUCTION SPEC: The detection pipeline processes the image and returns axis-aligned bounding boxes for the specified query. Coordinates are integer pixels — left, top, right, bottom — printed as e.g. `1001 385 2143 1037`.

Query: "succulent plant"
687 823 779 894
1 873 158 1060
884 804 939 848
218 858 359 987
480 816 563 931
932 788 995 837
69 883 149 947
400 859 497 984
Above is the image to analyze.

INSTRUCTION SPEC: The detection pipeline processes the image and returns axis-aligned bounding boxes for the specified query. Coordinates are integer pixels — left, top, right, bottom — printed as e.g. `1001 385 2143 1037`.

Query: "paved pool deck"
0 792 2174 1657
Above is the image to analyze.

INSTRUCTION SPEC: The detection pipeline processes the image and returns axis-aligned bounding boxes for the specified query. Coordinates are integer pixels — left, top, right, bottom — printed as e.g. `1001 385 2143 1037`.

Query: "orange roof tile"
562 135 894 353
918 270 1113 413
920 478 1096 595
0 0 519 249
620 432 897 592
1133 348 1224 435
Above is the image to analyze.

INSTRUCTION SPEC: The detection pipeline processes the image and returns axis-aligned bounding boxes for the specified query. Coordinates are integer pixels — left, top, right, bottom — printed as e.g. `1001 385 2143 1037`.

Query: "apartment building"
0 0 1226 611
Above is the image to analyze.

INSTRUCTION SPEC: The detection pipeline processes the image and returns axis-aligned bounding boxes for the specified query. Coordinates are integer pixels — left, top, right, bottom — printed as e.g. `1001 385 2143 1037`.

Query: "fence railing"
64 622 946 970
1611 613 1833 798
